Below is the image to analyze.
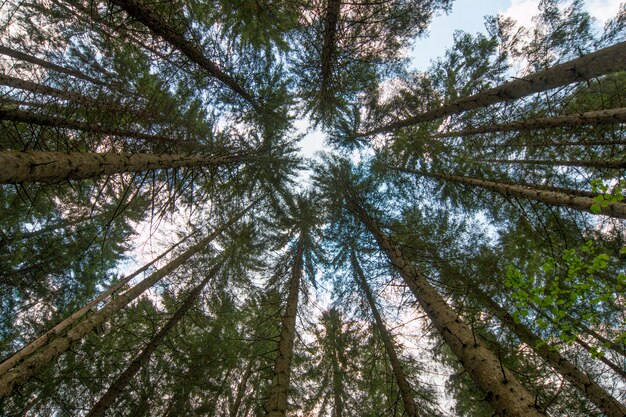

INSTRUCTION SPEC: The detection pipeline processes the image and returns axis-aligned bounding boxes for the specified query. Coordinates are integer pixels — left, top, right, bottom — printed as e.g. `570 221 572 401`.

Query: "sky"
297 0 624 159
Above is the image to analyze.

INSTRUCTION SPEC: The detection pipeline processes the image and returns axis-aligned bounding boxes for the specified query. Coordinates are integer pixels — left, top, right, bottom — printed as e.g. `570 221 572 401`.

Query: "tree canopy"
0 0 624 416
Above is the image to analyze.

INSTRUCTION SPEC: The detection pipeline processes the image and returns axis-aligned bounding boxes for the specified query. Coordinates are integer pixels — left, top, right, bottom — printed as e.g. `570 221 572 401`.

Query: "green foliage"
505 240 625 353
590 178 626 214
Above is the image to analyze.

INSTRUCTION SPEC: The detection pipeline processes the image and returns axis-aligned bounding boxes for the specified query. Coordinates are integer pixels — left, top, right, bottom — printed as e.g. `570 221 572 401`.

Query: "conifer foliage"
0 0 624 416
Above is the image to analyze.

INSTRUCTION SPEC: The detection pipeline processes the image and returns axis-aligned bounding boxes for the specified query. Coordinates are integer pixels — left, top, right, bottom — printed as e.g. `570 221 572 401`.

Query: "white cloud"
501 0 623 26
501 0 541 28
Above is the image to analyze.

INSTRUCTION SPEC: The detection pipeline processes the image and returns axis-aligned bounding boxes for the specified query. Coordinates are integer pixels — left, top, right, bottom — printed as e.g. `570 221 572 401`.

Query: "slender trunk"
345 193 545 416
109 0 257 109
0 108 195 147
360 41 626 136
0 74 151 118
0 202 253 398
230 360 254 417
475 139 626 148
0 150 246 184
397 168 626 219
463 279 626 416
351 250 419 417
319 0 342 108
264 236 304 417
432 108 626 138
486 159 626 170
0 230 197 377
0 45 113 88
86 259 224 417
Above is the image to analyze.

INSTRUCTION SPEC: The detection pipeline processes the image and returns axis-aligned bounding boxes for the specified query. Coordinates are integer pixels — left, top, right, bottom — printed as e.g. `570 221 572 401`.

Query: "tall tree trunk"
0 150 248 183
474 138 626 148
0 45 113 88
359 41 626 136
86 259 225 417
0 202 254 398
0 108 197 147
0 230 197 377
230 360 254 417
109 0 257 109
432 108 626 138
443 263 626 417
351 250 419 417
485 158 626 170
319 0 342 109
0 74 151 119
345 192 545 416
396 168 626 219
264 236 304 417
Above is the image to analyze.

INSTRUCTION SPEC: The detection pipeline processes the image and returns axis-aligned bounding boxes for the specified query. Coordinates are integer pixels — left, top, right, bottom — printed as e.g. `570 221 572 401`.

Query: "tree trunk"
432 108 626 138
351 250 419 417
360 41 626 136
461 277 626 417
398 168 626 219
0 230 197 377
86 259 224 417
485 159 626 170
319 0 342 108
345 193 545 416
109 0 257 109
0 108 197 147
264 236 304 417
0 45 113 88
0 74 151 118
0 150 247 184
230 360 254 417
0 202 254 398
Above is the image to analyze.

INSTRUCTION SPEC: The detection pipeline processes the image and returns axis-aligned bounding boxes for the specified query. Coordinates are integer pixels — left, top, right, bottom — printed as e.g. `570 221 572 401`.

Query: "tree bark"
432 108 626 138
0 150 246 184
230 360 254 417
397 168 626 219
0 74 151 118
319 0 342 108
0 202 254 398
485 159 626 170
359 41 626 136
264 236 304 417
109 0 258 109
0 45 113 88
351 250 419 417
345 192 545 416
462 278 626 417
86 259 224 417
0 230 197 377
0 108 196 147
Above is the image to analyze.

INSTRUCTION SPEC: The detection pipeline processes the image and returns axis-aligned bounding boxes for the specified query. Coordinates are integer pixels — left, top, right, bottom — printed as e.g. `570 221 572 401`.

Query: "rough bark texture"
468 283 626 417
0 231 195 377
351 251 419 417
110 0 257 108
432 107 626 138
486 158 626 170
264 236 304 417
0 204 252 398
401 169 626 219
346 194 545 417
319 0 342 107
360 41 626 136
0 74 152 117
230 360 254 417
86 260 224 417
0 150 243 183
0 108 193 147
0 45 112 88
